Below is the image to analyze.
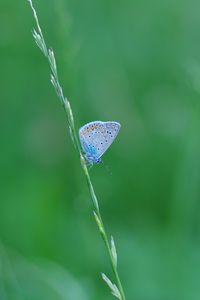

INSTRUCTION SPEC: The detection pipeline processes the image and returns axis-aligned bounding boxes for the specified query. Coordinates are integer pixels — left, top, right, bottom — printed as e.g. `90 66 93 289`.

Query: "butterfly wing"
79 121 121 160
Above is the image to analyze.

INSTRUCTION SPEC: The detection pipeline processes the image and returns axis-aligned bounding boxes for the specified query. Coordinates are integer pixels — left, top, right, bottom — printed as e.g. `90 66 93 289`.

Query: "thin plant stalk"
27 1 126 299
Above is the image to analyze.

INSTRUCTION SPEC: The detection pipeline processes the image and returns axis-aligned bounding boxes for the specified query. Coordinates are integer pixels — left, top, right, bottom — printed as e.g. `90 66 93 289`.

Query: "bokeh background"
1 0 200 299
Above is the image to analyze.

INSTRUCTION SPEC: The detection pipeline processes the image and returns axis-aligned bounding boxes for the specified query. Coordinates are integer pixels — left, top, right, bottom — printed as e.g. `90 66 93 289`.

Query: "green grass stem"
27 1 126 299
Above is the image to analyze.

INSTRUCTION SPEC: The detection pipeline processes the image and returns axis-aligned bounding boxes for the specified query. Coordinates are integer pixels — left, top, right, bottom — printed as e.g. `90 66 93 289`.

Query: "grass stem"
27 1 126 299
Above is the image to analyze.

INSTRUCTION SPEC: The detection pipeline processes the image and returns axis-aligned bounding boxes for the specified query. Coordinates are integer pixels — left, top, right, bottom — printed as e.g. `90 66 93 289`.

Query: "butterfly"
79 121 121 165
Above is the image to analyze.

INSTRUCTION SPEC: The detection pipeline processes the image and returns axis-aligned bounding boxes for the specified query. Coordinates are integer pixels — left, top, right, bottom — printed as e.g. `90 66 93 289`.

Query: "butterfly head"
85 155 101 165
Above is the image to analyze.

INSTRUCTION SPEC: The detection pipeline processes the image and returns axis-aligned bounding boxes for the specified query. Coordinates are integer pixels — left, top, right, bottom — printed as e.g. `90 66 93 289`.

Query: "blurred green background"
1 0 200 299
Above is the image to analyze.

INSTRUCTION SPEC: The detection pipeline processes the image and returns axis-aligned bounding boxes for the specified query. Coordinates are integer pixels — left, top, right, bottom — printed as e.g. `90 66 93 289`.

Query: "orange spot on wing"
81 124 102 135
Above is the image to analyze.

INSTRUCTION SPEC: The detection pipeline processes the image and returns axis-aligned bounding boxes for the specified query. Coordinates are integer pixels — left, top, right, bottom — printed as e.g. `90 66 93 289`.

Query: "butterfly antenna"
101 160 112 176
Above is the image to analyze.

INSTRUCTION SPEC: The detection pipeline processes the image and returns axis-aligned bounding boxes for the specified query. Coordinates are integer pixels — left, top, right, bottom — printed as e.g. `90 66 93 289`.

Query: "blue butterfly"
79 121 121 164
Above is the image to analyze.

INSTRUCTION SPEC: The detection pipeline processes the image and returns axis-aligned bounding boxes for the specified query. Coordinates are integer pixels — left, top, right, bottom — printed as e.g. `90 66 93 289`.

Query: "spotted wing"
79 121 121 159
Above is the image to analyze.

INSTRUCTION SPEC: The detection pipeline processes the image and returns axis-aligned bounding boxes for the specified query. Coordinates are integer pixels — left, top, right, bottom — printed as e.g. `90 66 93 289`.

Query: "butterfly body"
79 121 121 165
